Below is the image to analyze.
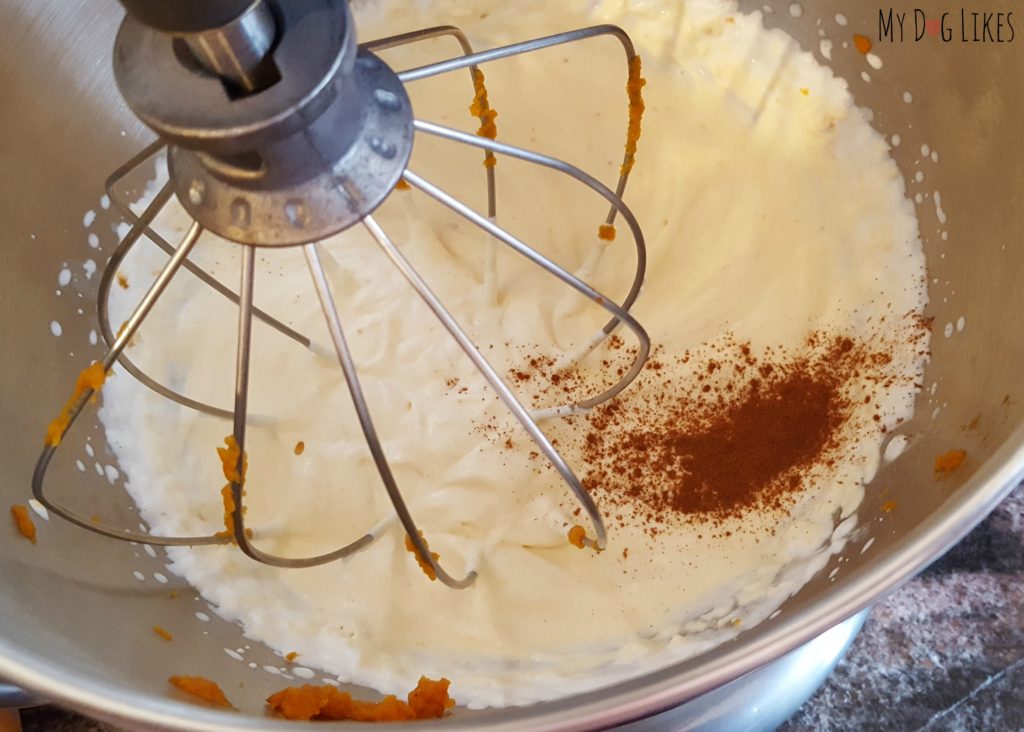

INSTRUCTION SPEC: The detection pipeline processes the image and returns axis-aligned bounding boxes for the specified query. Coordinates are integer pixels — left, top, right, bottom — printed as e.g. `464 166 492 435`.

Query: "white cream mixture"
99 0 928 709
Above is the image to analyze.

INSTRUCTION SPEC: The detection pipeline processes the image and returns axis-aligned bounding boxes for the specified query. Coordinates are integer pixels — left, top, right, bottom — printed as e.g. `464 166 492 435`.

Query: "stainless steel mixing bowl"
2 0 1022 729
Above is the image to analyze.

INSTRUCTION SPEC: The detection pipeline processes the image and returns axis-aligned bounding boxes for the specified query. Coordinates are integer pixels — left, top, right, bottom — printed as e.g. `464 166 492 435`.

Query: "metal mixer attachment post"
33 0 651 588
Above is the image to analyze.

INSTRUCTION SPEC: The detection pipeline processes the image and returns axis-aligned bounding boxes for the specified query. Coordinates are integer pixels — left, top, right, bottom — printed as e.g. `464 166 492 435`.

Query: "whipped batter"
99 0 928 708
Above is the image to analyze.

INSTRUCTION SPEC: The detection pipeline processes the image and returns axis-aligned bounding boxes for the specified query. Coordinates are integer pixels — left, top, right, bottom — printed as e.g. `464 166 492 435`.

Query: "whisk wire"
360 24 497 219
363 214 607 551
33 221 226 546
224 245 377 567
102 146 312 420
396 24 638 230
97 181 237 419
104 143 310 349
36 16 651 580
228 246 255 551
398 26 635 82
401 168 651 416
98 17 521 419
303 242 473 584
411 119 647 341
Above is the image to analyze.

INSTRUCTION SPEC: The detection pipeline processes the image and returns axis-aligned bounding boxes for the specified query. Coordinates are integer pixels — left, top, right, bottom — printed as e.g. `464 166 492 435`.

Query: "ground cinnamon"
576 336 871 526
485 307 929 535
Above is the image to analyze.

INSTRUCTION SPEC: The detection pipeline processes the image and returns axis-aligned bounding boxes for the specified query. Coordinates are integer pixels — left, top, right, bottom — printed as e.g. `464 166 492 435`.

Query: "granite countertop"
781 482 1024 732
17 483 1024 732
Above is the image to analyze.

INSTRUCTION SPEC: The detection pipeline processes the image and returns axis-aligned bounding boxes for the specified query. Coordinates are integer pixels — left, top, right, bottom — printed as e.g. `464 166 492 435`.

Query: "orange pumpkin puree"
267 676 454 722
405 530 439 581
216 436 250 540
621 55 646 177
153 626 173 641
567 524 587 549
45 361 107 446
934 449 967 474
10 504 36 544
168 675 232 708
595 56 645 241
217 435 245 483
469 68 498 169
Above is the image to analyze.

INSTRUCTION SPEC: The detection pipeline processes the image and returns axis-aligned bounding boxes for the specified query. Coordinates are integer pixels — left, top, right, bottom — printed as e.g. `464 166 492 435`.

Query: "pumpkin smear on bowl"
10 504 36 544
168 675 232 708
267 676 454 722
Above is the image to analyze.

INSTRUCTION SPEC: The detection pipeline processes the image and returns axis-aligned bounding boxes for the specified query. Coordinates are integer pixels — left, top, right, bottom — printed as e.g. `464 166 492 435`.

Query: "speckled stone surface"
18 484 1024 732
780 482 1024 732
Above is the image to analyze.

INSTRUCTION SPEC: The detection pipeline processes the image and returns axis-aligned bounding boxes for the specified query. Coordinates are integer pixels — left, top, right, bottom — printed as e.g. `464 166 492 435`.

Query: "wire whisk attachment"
34 0 650 589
